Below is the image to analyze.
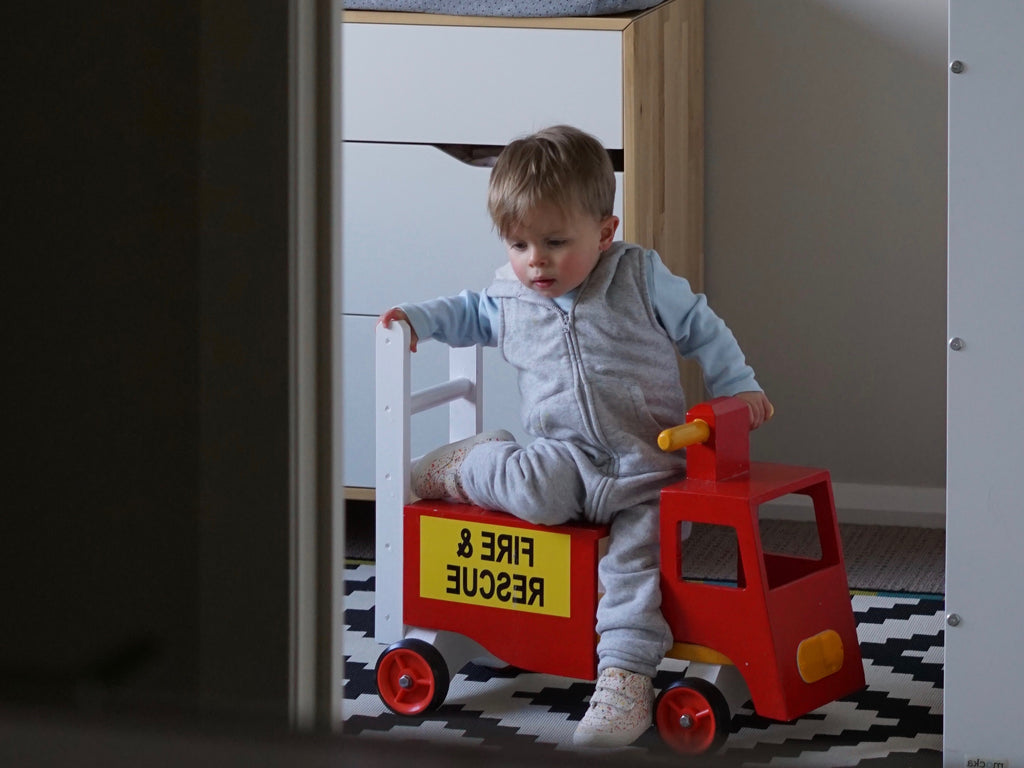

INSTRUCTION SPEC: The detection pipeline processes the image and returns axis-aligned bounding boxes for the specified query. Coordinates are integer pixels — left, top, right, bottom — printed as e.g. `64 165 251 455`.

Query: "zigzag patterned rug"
342 562 943 766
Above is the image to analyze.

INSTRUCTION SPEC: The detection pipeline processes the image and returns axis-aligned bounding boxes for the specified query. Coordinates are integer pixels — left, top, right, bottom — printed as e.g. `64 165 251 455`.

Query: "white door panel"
945 2 1024 763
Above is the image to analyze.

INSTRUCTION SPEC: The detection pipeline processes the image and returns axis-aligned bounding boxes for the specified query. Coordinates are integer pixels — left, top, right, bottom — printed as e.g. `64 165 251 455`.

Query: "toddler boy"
379 125 772 747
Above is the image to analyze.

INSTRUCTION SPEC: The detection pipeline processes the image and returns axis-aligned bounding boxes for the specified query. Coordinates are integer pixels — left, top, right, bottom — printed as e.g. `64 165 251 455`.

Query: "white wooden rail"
374 320 482 644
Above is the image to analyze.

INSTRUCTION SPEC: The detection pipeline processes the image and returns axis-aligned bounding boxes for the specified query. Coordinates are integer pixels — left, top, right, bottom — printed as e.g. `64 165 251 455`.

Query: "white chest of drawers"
341 1 704 492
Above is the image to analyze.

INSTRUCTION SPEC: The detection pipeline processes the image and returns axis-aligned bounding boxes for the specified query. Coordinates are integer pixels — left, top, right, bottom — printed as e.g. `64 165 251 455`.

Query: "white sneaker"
573 667 654 748
411 430 515 502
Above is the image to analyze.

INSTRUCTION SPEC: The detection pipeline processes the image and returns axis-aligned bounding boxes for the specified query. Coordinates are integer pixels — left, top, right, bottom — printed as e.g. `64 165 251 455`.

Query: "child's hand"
735 391 774 430
377 308 420 352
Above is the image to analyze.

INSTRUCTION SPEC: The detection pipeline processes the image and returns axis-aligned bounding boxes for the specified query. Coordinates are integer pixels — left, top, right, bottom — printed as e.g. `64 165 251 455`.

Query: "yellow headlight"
797 629 844 683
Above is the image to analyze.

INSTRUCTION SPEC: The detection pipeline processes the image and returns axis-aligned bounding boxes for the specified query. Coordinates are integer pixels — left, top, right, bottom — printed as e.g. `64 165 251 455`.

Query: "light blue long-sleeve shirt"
399 245 760 398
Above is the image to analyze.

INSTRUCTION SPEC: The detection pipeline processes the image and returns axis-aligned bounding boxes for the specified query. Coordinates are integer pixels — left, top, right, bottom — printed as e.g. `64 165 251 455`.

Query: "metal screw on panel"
949 337 965 351
946 613 962 627
950 60 965 74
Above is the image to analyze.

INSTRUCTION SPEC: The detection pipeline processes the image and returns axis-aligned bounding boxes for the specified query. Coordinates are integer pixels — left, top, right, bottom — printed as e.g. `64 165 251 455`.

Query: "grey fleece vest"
487 242 689 482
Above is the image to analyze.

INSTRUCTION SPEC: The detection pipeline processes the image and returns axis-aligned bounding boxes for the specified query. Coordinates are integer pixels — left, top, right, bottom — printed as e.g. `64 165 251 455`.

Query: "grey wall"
704 1 947 515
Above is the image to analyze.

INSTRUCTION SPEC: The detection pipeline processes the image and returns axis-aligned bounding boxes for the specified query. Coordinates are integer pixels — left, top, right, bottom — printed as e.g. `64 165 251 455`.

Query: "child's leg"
459 438 587 526
595 503 672 677
574 502 670 748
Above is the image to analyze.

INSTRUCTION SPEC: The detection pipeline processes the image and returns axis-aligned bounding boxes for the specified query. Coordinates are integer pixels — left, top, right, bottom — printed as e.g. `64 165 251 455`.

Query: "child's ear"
599 215 619 249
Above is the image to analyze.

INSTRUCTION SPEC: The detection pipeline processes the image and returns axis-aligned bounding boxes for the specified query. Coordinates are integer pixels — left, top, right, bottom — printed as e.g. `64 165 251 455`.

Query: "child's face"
504 202 619 299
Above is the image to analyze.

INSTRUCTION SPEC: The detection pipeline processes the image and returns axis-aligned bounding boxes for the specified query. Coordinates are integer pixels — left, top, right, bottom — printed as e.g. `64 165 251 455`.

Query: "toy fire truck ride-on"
373 321 865 754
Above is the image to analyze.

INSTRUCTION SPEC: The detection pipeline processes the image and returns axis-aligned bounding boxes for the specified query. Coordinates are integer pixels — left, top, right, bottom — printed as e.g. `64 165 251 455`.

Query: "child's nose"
528 248 548 267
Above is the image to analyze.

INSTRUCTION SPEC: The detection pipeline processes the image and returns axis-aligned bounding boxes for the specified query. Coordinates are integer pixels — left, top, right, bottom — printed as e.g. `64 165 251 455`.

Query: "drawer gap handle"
434 143 503 168
433 143 624 172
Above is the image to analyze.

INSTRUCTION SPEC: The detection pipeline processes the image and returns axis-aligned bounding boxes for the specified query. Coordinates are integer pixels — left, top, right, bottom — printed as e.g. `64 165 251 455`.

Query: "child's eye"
547 239 568 248
509 241 527 251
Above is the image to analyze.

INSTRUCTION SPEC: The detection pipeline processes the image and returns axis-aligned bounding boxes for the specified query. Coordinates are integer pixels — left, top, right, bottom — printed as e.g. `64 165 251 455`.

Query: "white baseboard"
761 482 946 528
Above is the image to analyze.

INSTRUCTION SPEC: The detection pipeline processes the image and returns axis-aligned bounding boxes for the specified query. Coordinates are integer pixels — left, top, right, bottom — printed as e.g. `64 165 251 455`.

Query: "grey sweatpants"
460 437 677 679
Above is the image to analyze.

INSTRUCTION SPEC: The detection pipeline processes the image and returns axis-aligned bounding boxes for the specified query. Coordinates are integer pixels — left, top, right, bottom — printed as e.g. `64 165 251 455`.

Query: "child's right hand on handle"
734 390 774 430
377 308 420 352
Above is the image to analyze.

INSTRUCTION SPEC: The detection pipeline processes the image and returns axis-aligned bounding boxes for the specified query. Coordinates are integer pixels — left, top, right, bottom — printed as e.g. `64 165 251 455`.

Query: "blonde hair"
488 125 615 238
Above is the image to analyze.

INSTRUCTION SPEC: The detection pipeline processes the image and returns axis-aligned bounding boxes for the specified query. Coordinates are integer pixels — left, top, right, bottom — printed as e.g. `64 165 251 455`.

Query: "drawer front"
342 141 625 316
342 314 528 488
342 141 504 315
342 22 623 147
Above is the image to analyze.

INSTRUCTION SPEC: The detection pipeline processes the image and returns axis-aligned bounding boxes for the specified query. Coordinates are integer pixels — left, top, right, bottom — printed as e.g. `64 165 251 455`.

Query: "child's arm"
645 251 774 428
377 290 499 353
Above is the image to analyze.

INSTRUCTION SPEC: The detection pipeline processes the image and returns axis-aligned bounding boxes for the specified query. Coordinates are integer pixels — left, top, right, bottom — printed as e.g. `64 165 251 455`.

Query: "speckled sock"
411 429 515 502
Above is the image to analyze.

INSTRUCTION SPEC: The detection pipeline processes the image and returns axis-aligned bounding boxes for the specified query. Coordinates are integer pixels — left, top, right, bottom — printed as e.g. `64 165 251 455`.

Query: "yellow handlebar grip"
658 419 711 452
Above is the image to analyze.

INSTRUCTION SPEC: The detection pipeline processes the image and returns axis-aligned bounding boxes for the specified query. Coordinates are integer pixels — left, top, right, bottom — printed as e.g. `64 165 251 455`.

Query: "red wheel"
375 638 450 715
654 677 731 754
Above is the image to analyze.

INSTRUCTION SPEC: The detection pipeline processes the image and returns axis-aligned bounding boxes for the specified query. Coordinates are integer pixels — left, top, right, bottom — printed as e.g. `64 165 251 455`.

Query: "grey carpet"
682 520 945 595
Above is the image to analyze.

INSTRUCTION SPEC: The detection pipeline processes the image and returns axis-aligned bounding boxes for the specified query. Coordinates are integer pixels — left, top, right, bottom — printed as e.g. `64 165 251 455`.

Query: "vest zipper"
555 305 614 466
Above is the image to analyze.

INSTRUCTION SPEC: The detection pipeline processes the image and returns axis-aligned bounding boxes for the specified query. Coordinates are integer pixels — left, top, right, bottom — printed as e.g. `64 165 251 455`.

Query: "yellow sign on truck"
419 516 572 617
